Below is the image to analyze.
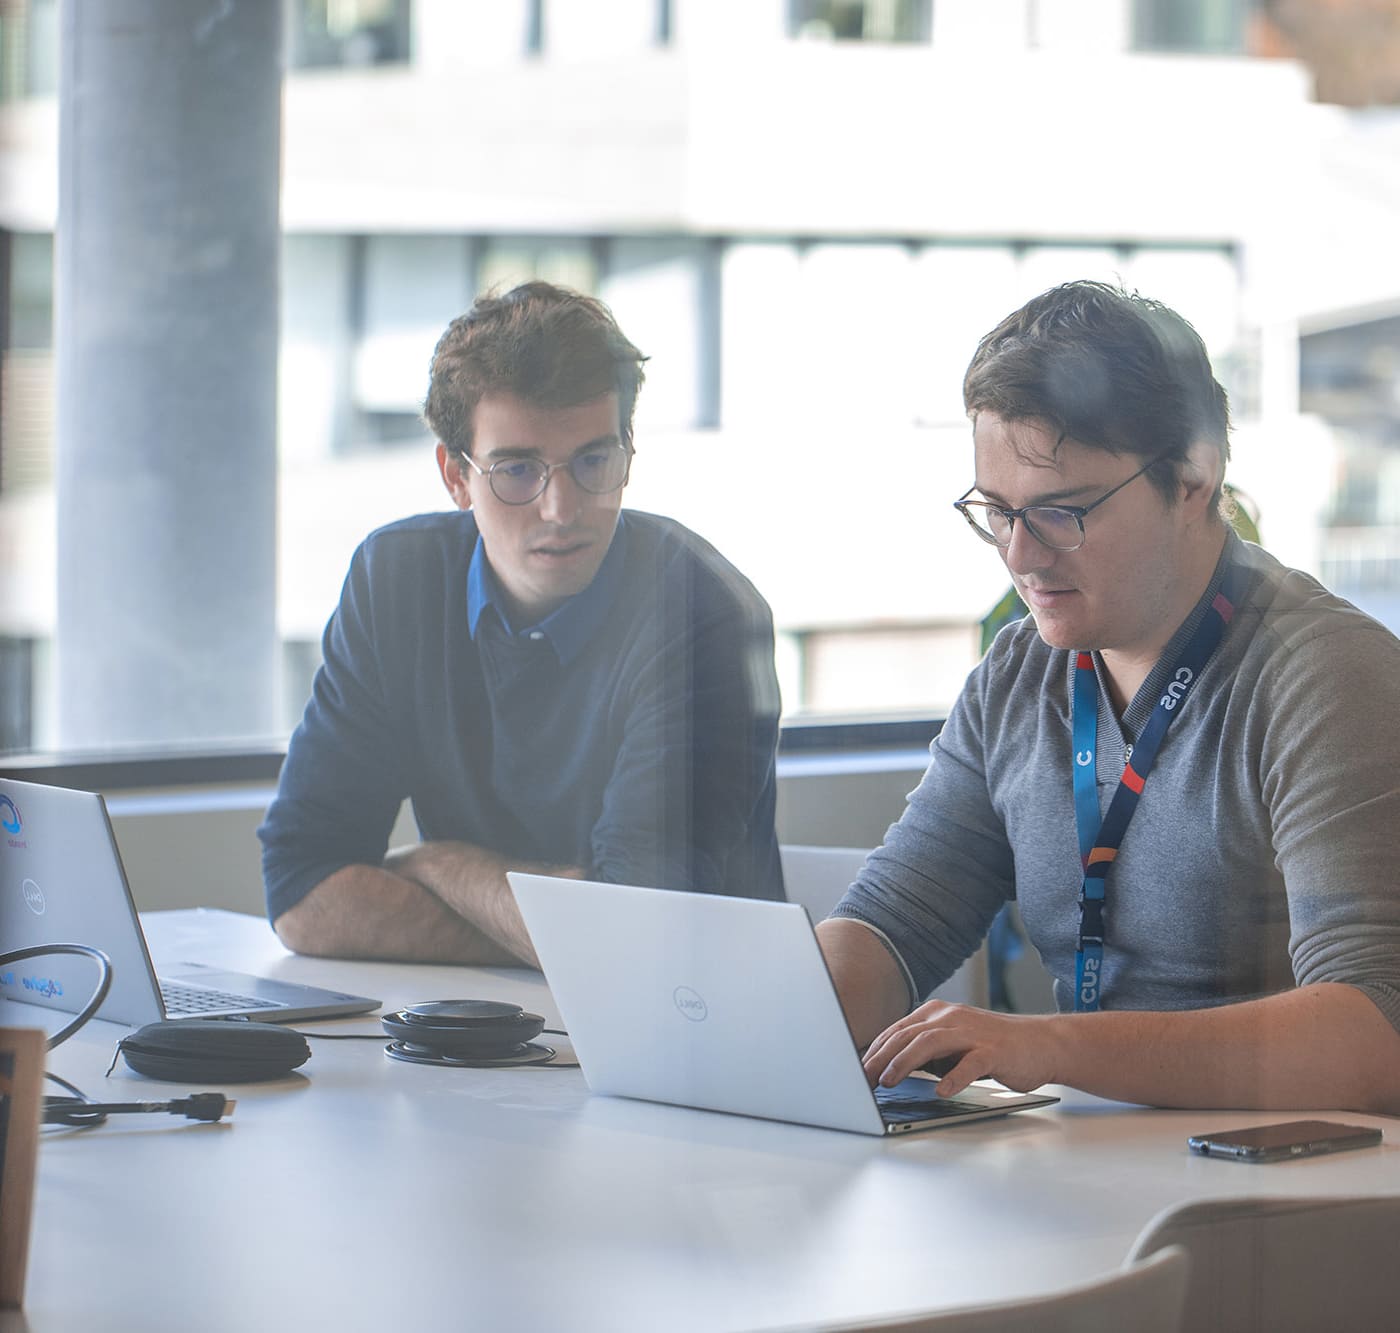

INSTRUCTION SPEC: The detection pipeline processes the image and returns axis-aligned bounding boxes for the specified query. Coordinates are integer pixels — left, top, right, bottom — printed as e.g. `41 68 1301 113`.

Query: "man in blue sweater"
260 282 783 964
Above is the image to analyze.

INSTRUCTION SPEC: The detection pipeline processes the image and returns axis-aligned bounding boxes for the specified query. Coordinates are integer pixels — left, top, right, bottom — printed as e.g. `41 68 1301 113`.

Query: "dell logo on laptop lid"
22 878 45 915
673 986 708 1021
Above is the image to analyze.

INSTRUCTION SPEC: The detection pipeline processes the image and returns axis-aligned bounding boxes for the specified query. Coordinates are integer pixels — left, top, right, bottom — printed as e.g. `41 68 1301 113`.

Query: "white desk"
12 910 1400 1333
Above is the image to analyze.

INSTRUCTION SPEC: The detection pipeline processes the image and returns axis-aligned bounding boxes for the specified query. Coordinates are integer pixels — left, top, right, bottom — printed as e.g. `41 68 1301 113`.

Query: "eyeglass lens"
969 504 1084 551
489 445 630 504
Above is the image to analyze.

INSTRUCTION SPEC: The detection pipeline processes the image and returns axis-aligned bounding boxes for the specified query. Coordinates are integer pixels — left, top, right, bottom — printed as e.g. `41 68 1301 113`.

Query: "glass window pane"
720 241 805 425
1 232 54 493
354 235 472 416
477 239 598 299
790 0 932 42
602 238 709 429
280 234 354 464
6 3 1400 758
547 0 660 58
289 0 412 69
1017 246 1126 300
1122 247 1240 357
910 245 1023 425
930 0 1028 47
1132 0 1246 54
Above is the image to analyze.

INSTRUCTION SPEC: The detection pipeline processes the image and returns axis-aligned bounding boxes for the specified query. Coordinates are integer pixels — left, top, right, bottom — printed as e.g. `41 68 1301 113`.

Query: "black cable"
288 1030 389 1040
0 944 235 1131
288 1025 570 1039
42 1071 105 1128
0 943 112 1048
43 1069 235 1129
43 1071 110 1130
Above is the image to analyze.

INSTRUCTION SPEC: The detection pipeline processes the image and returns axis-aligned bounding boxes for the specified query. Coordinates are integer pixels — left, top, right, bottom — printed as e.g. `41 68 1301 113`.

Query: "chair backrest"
811 1245 1190 1333
778 844 872 924
778 844 987 1007
1127 1193 1400 1332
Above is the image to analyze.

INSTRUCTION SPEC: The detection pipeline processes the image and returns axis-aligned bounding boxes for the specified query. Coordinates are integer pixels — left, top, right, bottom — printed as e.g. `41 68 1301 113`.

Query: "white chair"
778 845 987 1006
1127 1194 1400 1332
805 1245 1190 1332
780 844 873 923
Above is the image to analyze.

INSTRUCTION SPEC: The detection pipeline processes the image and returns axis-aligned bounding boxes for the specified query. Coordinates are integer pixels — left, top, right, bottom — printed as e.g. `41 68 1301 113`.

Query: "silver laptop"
0 777 379 1027
508 872 1059 1137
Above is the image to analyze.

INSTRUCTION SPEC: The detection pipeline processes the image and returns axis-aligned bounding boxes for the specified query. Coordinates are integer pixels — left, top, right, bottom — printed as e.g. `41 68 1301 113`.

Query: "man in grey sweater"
821 281 1400 1114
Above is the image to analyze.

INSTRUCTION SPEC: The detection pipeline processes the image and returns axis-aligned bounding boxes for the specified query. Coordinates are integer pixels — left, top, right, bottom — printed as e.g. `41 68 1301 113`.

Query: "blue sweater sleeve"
258 541 409 922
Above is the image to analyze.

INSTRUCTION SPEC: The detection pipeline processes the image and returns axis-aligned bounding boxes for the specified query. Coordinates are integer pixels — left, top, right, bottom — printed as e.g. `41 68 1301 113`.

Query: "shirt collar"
466 513 630 666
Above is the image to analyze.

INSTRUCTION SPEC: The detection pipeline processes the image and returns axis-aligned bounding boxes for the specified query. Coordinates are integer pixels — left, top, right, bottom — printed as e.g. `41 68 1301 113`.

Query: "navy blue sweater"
259 509 784 920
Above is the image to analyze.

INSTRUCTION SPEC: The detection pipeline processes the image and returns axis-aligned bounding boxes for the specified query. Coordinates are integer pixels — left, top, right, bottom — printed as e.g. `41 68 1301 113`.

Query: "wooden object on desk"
0 1026 45 1309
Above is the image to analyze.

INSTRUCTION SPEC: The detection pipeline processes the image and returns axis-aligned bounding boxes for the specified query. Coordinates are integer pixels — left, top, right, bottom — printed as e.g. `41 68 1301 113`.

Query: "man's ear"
436 443 472 511
1178 439 1223 519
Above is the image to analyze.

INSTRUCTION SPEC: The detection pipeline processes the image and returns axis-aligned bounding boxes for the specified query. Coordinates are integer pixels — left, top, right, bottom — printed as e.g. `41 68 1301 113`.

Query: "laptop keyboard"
875 1089 986 1123
160 979 283 1016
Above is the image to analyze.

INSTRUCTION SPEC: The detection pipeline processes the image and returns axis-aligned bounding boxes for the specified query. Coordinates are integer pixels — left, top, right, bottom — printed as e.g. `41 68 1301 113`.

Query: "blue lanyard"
1071 563 1249 1012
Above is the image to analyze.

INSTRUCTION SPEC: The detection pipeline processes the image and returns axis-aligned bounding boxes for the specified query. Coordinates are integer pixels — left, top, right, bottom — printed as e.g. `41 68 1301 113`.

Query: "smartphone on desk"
1188 1119 1382 1163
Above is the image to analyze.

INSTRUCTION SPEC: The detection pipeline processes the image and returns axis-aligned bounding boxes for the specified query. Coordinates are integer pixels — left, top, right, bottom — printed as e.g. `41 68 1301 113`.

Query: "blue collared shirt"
466 517 629 667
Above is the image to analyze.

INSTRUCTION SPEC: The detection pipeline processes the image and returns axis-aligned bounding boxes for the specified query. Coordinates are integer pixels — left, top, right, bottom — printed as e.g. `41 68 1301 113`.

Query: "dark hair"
962 280 1231 506
423 281 647 455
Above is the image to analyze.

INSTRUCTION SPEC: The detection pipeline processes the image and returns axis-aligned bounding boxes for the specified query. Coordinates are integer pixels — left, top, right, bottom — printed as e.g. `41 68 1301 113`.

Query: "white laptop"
508 872 1059 1137
0 777 379 1028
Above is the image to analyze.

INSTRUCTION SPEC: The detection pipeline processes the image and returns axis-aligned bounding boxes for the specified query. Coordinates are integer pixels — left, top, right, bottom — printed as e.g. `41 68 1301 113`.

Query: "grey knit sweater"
833 532 1400 1034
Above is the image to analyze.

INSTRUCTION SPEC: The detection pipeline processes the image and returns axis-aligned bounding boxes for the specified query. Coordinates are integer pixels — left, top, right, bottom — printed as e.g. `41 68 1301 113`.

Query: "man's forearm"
274 864 520 965
1047 982 1400 1114
816 918 913 1047
384 840 585 967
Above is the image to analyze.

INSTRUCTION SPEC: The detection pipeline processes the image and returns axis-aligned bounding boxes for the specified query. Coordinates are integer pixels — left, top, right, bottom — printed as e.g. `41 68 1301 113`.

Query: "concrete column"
55 0 282 750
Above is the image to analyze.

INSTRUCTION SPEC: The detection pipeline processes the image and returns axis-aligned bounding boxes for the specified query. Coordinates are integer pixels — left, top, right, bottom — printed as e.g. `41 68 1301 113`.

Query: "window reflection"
289 0 412 70
789 0 932 43
1 0 1399 754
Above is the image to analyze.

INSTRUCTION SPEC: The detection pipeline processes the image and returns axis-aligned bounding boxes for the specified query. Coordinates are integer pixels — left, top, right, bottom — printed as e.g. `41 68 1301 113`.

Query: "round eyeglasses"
953 455 1165 553
457 442 632 506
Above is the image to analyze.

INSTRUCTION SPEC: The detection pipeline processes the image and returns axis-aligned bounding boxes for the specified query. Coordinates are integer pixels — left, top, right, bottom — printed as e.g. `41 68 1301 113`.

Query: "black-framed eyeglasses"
457 441 632 506
953 455 1165 553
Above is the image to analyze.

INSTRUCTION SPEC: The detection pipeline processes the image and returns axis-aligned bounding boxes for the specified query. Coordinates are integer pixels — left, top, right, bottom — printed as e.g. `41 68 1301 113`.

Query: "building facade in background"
1 0 1398 752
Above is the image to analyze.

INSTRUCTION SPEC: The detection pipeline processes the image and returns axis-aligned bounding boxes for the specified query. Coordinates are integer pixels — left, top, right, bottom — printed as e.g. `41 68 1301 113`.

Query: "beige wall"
107 763 927 916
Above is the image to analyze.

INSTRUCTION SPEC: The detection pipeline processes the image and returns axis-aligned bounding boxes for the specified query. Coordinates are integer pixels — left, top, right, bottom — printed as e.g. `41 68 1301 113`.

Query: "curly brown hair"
423 281 648 455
